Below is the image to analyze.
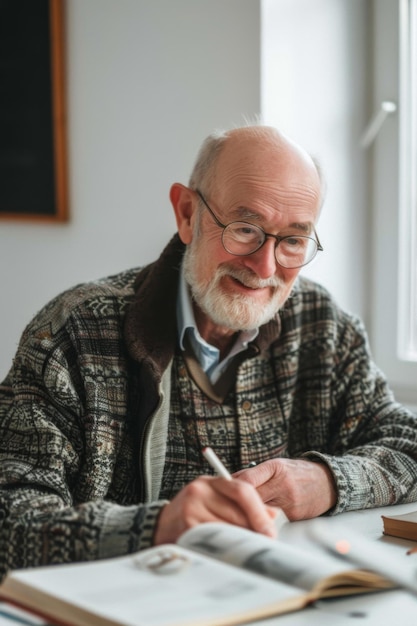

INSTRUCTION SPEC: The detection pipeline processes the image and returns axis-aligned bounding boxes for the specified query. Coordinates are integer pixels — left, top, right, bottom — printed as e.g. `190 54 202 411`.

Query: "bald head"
189 125 324 212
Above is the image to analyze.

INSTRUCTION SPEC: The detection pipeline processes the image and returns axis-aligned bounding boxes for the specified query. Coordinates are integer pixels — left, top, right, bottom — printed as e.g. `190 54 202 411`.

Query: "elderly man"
0 125 416 580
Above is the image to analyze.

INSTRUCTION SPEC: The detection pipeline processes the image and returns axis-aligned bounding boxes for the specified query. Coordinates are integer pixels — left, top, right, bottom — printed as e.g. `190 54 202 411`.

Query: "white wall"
0 0 261 379
0 0 369 380
262 0 369 318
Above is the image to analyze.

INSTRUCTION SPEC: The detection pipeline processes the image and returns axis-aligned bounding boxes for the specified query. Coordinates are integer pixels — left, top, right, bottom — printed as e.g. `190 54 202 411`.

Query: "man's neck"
191 303 238 358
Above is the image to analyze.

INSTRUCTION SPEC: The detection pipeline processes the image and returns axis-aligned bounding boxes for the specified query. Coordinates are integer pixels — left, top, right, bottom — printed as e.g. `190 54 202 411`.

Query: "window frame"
398 0 417 361
369 0 417 407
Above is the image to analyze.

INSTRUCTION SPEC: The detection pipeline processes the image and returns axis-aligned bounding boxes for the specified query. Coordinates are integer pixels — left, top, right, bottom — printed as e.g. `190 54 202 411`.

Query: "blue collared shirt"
177 264 258 384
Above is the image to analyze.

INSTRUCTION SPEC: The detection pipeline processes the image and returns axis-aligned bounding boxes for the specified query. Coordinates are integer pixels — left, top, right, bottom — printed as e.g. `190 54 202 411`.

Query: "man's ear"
169 183 196 244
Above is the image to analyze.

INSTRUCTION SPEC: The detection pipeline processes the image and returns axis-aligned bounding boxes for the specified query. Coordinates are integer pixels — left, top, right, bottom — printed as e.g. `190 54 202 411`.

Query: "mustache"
217 264 283 289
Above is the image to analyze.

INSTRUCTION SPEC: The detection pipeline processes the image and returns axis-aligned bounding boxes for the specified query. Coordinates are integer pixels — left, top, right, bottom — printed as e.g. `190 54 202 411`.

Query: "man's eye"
284 237 306 248
239 226 258 236
230 223 262 241
286 237 301 246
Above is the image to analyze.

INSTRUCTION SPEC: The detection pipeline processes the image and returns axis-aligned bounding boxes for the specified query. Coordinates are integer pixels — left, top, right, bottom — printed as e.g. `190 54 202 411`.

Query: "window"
370 0 417 406
261 0 416 406
398 0 417 361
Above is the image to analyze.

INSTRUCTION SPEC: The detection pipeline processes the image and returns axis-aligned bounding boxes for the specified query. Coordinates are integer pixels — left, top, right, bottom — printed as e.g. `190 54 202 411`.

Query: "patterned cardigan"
1 234 417 581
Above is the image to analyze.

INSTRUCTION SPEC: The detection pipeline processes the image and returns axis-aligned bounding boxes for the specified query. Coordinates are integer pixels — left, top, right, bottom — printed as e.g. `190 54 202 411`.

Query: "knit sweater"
1 234 417 582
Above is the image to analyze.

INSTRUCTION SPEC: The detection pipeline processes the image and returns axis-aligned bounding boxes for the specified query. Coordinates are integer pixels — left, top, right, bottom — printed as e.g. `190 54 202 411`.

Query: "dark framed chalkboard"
0 0 68 222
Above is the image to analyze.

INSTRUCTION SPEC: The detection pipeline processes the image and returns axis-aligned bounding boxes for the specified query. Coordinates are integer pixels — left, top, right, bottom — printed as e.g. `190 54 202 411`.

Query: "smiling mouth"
234 278 260 290
229 275 272 292
219 264 282 293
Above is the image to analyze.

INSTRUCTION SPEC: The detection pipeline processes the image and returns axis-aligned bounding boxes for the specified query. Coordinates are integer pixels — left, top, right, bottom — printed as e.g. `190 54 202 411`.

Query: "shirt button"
241 400 252 411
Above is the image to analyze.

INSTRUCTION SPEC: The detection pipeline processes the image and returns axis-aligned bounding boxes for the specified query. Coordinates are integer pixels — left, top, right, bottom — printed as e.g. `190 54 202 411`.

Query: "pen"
202 446 289 533
202 446 232 480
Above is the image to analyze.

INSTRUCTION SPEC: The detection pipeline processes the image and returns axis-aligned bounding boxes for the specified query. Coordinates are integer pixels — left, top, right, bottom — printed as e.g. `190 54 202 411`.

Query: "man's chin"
203 300 280 332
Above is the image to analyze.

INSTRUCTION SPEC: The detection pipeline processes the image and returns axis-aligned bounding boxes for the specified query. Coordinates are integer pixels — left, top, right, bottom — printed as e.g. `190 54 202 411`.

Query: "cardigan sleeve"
300 311 417 514
0 287 166 583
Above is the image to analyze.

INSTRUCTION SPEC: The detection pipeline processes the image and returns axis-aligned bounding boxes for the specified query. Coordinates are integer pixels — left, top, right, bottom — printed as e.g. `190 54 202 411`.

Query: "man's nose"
242 237 278 279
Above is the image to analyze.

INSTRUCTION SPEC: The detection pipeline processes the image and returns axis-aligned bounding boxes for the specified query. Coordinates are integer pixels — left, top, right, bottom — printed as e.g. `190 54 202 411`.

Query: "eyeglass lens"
222 222 318 268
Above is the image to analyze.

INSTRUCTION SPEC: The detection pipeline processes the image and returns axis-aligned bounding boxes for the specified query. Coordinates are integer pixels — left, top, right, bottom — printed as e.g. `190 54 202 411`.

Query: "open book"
0 520 410 626
382 510 417 542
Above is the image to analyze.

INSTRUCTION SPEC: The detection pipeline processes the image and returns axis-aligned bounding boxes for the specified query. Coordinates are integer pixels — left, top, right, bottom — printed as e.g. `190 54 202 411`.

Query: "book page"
178 522 362 591
0 546 306 626
382 510 417 540
0 602 48 626
384 511 417 523
308 518 417 595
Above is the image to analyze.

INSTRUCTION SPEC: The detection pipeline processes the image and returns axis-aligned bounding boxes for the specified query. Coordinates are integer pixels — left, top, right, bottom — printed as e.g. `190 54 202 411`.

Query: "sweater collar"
124 234 283 378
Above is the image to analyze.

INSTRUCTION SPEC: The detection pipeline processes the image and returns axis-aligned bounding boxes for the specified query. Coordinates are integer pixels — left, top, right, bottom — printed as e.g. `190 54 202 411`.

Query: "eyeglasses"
195 190 323 269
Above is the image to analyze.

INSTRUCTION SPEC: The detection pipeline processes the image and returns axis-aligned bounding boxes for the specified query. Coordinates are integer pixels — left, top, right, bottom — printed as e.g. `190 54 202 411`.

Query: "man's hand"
153 475 278 545
233 459 337 521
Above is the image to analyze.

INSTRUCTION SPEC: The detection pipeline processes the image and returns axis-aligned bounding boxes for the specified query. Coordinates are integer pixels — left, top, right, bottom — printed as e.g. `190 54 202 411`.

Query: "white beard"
183 243 286 331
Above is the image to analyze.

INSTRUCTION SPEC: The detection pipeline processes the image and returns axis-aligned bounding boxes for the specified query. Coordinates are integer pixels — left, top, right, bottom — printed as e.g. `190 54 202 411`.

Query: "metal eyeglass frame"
195 189 323 269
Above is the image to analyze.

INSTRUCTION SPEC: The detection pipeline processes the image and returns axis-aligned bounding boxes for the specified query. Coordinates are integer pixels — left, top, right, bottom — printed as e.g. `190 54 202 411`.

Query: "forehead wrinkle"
222 183 320 219
218 168 320 207
223 206 314 236
273 185 321 208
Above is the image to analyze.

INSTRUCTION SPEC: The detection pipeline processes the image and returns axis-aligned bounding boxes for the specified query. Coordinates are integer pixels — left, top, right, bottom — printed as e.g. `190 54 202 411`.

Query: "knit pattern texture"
1 235 417 582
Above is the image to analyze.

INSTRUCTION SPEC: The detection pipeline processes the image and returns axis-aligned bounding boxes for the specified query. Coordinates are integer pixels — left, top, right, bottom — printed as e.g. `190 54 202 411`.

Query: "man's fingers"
154 475 278 545
234 458 338 520
210 476 277 537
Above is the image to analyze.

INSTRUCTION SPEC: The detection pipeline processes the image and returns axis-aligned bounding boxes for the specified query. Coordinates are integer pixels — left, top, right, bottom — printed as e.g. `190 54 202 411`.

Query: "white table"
1 503 417 626
251 501 417 626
